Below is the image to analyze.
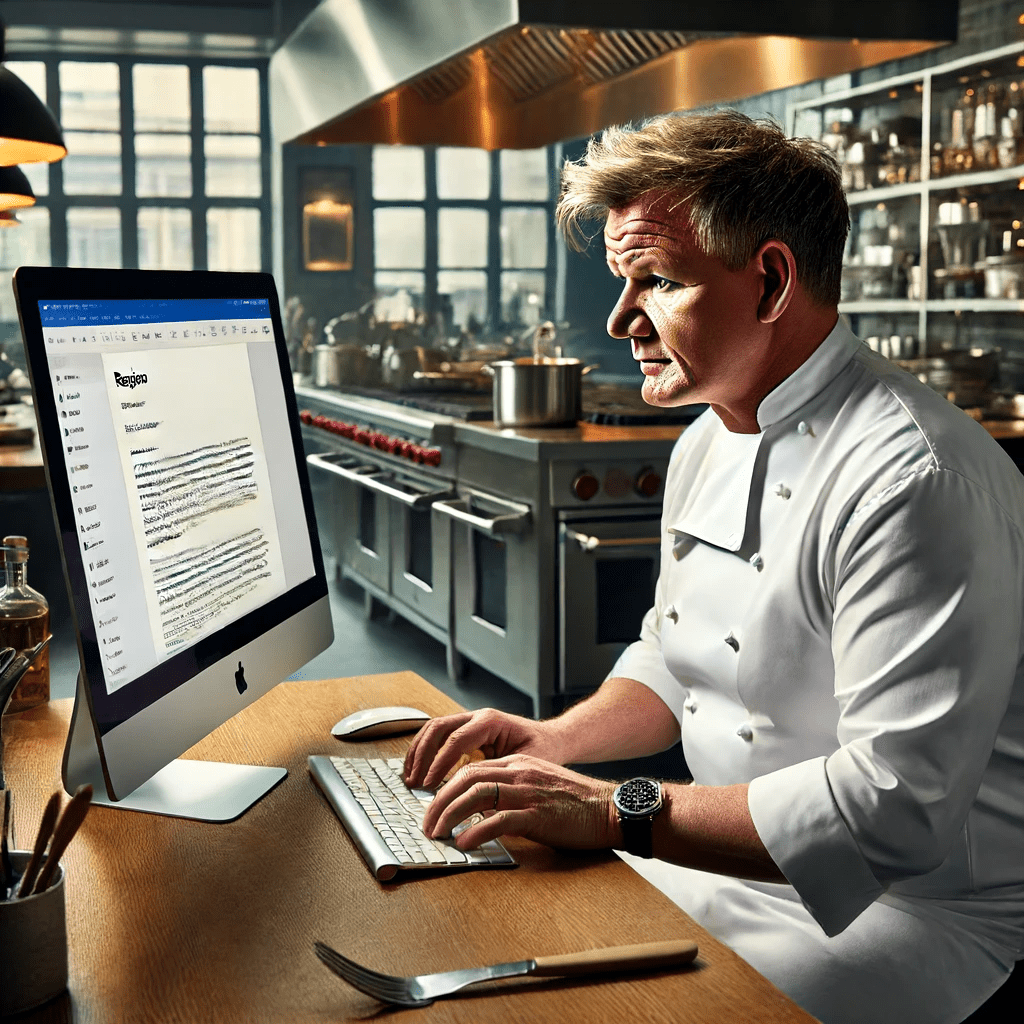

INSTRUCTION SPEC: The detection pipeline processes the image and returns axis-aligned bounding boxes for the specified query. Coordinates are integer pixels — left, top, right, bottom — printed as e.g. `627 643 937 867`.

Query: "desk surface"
4 672 817 1024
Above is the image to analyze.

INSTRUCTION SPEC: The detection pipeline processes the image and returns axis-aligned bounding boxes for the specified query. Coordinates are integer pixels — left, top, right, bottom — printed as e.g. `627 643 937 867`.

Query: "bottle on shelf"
0 535 50 714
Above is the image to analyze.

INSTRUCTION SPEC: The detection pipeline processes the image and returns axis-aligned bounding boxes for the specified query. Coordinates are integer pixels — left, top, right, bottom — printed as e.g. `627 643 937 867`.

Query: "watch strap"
618 812 655 858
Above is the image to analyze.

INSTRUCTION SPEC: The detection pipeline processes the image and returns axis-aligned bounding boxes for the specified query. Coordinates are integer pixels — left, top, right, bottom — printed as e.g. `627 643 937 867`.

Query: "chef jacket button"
796 420 812 436
665 605 679 623
736 723 754 742
724 632 739 652
684 698 697 713
774 483 791 500
749 552 764 571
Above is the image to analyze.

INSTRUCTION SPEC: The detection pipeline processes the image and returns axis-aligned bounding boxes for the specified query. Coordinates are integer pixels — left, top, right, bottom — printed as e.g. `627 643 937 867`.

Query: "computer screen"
14 267 333 820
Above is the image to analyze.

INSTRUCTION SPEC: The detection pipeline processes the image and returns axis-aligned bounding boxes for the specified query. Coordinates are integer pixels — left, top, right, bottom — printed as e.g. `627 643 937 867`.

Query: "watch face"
614 778 662 816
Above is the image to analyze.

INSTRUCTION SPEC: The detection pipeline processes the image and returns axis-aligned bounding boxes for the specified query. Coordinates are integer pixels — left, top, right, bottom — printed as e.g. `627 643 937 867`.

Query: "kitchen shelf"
789 39 1024 362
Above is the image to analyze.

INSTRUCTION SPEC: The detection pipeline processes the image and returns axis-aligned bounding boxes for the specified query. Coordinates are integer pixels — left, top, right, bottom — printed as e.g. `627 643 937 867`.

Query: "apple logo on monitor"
234 661 247 695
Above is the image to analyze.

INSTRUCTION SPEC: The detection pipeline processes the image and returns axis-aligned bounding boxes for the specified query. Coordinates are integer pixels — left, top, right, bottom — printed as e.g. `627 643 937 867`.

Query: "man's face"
605 194 768 409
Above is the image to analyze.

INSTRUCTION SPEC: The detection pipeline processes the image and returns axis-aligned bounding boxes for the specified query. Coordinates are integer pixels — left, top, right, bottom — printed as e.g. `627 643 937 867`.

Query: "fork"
314 938 699 1007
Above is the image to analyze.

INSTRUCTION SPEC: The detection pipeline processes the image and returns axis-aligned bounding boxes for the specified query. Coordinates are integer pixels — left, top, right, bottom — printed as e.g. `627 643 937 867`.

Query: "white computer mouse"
331 706 431 740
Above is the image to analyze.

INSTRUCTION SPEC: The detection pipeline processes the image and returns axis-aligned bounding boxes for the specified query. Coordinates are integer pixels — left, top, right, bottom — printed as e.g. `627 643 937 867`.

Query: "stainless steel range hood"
271 0 960 149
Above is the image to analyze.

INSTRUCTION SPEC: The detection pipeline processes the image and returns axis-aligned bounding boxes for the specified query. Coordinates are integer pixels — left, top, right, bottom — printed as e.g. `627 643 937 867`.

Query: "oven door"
434 490 536 696
307 453 451 606
558 513 662 696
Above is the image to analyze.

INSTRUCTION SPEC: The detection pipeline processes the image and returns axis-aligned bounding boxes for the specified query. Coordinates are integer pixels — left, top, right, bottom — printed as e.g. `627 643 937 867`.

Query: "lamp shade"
0 210 19 226
0 67 67 166
0 164 35 210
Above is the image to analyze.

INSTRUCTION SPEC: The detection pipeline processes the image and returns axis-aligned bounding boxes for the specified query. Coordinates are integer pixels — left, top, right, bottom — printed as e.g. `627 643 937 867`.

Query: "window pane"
374 207 425 269
4 61 46 101
136 134 191 197
133 64 190 132
374 271 425 322
60 62 120 131
206 207 260 271
372 146 425 200
67 207 121 268
437 270 487 330
204 134 261 197
138 208 192 270
501 207 547 268
62 132 122 195
203 66 259 133
20 162 49 198
500 148 548 200
437 148 490 199
438 208 487 267
0 208 50 323
501 270 546 327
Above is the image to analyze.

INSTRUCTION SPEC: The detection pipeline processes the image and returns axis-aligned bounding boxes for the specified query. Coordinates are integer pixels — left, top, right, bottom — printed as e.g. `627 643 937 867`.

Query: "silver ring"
493 781 500 810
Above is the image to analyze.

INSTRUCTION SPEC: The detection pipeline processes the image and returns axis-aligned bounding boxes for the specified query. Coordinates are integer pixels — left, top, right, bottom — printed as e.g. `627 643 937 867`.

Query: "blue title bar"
38 297 270 327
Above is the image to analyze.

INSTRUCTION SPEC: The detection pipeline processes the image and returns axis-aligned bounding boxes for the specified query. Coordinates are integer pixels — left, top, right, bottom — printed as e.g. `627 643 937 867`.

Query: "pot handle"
582 364 600 375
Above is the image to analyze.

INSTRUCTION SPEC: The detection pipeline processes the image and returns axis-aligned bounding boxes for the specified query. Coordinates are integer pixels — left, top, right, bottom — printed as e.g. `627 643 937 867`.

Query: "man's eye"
651 276 679 292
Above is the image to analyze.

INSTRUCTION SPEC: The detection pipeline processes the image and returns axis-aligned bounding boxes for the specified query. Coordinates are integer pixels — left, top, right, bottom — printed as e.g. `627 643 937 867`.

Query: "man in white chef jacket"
404 111 1024 1024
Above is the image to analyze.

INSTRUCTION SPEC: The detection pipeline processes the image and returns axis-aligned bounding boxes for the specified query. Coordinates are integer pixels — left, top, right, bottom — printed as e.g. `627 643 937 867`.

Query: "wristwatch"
612 778 663 858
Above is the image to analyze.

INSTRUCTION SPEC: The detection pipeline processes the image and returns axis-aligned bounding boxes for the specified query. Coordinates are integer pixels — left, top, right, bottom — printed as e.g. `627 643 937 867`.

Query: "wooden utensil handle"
532 939 698 977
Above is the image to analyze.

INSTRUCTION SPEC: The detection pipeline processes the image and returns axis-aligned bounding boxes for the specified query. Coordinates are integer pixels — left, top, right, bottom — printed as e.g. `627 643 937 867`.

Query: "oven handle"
306 453 452 509
564 529 662 553
432 496 531 537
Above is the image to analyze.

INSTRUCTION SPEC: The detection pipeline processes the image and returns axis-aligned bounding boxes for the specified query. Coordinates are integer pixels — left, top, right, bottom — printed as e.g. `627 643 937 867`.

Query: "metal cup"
0 851 68 1016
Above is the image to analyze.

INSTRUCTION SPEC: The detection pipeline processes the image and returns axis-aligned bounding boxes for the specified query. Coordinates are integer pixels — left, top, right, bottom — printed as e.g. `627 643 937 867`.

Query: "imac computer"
13 266 334 821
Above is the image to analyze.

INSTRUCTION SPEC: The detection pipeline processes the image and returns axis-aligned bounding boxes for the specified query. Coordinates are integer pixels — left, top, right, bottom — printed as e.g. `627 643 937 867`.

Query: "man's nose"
607 283 651 340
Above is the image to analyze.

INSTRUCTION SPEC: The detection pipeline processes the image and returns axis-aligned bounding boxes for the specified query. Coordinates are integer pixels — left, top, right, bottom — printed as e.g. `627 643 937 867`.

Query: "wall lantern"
300 167 354 272
0 165 35 211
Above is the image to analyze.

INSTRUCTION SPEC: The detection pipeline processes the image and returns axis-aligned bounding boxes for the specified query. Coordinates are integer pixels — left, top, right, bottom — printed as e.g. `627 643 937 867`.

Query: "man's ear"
754 240 797 323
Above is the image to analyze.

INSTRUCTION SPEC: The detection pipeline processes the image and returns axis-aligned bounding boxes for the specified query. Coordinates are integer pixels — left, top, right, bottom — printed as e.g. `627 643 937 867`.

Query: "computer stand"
62 672 287 823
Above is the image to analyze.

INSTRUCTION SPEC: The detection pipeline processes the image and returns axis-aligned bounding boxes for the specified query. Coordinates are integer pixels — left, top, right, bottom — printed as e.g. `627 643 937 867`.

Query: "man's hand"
403 708 562 789
422 754 620 852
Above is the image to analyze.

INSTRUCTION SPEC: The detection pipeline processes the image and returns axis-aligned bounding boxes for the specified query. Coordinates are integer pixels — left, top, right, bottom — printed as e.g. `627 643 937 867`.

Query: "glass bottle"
0 535 50 713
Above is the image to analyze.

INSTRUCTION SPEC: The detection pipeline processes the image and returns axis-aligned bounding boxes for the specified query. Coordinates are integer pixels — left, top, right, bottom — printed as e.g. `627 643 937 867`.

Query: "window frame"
3 53 271 274
371 146 558 329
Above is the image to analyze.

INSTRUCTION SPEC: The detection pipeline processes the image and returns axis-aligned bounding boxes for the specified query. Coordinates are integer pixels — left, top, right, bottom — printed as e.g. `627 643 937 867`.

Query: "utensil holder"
0 851 68 1016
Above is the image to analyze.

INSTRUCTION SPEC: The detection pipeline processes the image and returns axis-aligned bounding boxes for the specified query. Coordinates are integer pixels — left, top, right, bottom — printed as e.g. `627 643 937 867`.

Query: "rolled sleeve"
609 579 689 724
749 758 885 936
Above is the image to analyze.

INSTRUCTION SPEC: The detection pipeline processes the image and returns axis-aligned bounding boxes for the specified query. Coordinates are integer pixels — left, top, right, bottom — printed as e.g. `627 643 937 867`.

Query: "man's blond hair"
557 110 849 307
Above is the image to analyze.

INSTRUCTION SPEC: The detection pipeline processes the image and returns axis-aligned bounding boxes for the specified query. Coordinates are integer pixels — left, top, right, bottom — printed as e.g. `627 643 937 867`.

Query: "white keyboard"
308 755 516 881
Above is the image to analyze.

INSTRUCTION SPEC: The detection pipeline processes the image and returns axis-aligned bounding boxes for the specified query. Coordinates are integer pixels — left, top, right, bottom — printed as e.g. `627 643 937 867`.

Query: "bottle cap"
1 536 29 563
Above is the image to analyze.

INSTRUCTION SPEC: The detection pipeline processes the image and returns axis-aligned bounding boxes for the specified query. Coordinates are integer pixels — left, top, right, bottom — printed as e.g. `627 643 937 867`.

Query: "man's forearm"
646 782 787 883
544 676 681 765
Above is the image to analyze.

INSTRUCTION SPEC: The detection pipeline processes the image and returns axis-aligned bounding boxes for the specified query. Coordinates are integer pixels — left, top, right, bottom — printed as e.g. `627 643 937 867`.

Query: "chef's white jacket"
611 318 1024 1021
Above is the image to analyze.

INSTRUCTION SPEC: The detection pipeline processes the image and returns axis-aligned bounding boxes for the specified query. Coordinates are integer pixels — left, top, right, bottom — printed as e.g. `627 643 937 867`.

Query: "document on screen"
102 343 286 656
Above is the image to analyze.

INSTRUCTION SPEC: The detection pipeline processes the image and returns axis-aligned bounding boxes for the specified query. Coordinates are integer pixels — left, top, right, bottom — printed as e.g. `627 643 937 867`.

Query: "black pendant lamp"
0 164 36 210
0 21 67 167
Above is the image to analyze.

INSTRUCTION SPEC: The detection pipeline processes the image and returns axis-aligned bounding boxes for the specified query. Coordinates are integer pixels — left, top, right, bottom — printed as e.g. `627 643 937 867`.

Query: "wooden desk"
4 672 817 1024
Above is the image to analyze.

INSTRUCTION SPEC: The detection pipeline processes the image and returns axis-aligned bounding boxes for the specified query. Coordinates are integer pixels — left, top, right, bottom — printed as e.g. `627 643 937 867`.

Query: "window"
371 145 554 334
0 56 270 370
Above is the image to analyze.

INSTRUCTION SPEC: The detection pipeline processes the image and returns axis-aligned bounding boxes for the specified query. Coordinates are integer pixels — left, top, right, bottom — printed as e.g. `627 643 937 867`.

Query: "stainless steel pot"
313 344 340 387
486 357 597 428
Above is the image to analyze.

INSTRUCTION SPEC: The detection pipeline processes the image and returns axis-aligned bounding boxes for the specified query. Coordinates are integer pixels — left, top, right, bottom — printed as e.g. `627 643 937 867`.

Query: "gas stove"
312 382 705 426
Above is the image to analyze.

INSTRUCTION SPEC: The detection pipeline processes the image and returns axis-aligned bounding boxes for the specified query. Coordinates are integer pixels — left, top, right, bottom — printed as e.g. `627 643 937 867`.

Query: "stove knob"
354 429 370 446
299 409 312 425
635 468 663 498
573 472 600 501
423 448 442 467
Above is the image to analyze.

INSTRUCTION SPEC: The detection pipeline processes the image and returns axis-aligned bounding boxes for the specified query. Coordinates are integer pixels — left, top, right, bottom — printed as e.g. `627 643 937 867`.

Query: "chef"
404 110 1024 1024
